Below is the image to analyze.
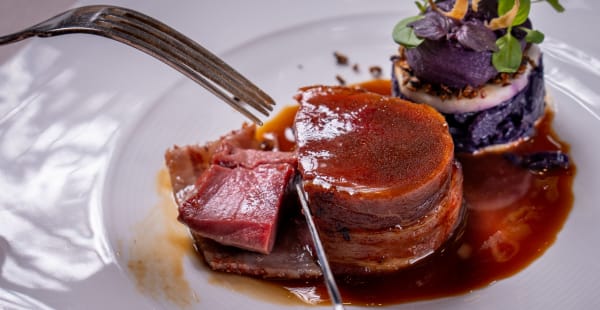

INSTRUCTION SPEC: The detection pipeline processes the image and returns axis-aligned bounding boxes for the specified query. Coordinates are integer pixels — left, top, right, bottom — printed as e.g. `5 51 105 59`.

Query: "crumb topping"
395 46 534 100
369 66 383 78
334 51 349 65
336 75 347 85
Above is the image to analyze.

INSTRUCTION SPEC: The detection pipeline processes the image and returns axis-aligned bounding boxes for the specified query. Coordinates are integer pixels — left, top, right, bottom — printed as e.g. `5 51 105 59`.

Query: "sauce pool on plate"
256 80 575 306
147 80 575 306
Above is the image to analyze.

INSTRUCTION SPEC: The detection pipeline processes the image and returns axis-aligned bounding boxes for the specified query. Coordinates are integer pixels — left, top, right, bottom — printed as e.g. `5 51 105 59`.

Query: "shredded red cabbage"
391 55 546 153
504 151 570 173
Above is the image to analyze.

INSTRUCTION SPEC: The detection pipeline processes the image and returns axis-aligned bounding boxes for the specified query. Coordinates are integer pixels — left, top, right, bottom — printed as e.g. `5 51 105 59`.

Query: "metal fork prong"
106 7 275 113
104 10 273 116
0 5 274 124
118 7 276 107
93 16 271 119
118 8 275 112
89 19 264 123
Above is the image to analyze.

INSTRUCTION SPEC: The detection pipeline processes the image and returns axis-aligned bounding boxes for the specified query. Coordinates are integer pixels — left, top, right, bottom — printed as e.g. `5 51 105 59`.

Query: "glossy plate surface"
1 1 600 309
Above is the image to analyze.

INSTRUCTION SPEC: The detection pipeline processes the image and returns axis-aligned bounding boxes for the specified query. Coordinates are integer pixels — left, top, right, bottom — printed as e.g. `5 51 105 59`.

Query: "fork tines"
0 5 276 124
98 7 275 123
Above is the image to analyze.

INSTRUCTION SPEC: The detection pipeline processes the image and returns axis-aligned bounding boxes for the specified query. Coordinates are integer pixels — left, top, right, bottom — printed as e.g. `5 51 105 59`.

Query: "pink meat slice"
165 124 320 278
179 163 295 254
165 124 259 203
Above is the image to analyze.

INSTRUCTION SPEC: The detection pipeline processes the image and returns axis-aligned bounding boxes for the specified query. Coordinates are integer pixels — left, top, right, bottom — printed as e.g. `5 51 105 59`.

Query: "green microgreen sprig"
392 0 431 45
493 0 532 72
415 0 429 14
492 27 522 72
521 27 545 44
540 0 565 12
393 0 564 73
392 15 425 48
492 0 556 72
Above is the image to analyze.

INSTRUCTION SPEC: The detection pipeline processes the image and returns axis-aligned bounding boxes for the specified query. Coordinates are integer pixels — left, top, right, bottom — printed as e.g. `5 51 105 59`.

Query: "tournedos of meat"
294 86 465 274
165 86 466 278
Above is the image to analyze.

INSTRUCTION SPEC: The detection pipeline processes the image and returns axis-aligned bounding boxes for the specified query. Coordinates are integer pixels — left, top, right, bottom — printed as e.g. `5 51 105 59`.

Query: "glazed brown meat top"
294 86 454 198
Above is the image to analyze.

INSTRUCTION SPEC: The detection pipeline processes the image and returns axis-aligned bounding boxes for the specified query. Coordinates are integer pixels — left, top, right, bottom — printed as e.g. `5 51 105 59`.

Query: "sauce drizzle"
258 80 575 305
128 169 198 307
144 80 575 307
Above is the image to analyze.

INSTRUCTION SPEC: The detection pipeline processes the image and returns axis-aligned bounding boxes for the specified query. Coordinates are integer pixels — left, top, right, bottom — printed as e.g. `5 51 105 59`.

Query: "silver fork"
0 6 346 308
0 5 275 124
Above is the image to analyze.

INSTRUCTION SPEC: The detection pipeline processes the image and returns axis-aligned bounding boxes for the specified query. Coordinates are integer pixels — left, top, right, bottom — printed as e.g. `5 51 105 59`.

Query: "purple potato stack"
391 0 547 153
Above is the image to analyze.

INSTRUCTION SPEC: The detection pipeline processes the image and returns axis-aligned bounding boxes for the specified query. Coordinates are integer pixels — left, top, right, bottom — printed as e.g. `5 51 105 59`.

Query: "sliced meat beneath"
165 124 320 277
179 163 295 254
194 214 322 279
294 86 463 274
164 124 259 203
212 142 297 169
164 144 214 203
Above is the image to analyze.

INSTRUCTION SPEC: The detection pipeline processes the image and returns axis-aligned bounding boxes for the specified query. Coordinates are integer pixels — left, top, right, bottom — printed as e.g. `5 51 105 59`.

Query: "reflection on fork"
0 5 275 124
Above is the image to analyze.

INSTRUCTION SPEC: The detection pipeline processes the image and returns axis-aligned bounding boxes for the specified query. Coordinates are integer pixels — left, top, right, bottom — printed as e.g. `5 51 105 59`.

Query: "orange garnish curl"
487 0 520 30
471 0 481 12
427 0 438 10
428 0 469 20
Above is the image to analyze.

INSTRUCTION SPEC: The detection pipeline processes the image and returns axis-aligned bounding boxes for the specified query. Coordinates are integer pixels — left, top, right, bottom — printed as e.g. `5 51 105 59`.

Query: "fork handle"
0 10 81 45
0 29 39 45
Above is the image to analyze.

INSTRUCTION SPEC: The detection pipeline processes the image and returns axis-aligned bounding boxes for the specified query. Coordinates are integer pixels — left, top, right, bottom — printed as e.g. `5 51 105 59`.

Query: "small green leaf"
520 27 545 43
498 0 531 26
493 32 523 73
392 15 425 48
415 1 428 14
544 0 565 12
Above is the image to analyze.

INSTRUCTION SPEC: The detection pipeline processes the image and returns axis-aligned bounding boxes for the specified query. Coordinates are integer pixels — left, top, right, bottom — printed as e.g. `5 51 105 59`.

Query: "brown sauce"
128 169 199 306
257 80 576 306
141 170 306 307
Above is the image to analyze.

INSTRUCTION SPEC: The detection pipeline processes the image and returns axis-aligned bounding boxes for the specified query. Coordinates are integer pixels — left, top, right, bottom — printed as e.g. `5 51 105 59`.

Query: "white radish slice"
396 45 541 114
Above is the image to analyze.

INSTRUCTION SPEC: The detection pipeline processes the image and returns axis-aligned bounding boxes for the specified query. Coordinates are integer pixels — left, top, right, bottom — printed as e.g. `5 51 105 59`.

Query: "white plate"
2 1 600 309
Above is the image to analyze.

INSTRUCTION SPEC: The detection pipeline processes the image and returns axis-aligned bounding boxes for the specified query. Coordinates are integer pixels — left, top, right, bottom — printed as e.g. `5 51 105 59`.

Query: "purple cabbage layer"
404 0 531 89
392 57 546 153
